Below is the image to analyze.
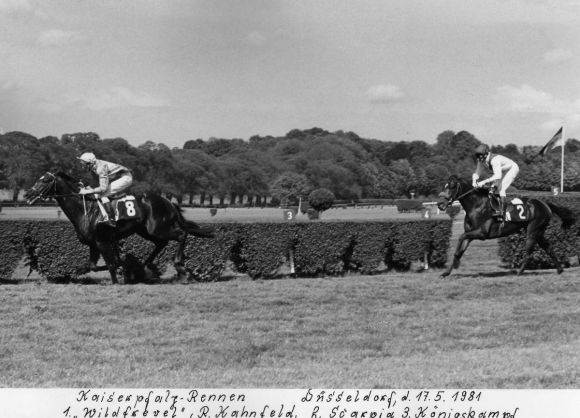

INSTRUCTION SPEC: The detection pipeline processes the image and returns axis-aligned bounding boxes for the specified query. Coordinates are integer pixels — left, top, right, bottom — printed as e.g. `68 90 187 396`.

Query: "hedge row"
0 219 453 282
498 195 580 269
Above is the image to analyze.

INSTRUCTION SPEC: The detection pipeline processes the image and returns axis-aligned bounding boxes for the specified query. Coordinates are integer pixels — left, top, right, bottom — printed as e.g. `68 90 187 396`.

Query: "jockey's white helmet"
78 152 97 164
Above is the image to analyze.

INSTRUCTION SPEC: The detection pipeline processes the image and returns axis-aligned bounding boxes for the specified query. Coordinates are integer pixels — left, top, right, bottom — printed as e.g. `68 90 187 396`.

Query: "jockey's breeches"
495 165 519 197
104 173 133 196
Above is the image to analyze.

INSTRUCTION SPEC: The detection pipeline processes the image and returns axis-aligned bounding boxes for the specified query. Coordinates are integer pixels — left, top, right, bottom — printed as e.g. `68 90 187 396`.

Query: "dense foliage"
1 127 579 204
1 218 452 281
498 195 580 269
307 188 335 212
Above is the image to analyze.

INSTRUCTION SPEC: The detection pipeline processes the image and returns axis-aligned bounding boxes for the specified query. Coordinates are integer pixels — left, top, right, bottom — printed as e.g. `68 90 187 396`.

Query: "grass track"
1 270 579 387
2 208 579 387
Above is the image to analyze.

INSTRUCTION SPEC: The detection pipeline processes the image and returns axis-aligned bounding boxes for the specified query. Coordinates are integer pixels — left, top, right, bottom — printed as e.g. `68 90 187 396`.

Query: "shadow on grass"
448 269 560 279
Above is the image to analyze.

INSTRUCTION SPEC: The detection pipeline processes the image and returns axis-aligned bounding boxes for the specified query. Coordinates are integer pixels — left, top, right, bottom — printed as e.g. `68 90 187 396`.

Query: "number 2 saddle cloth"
489 195 530 222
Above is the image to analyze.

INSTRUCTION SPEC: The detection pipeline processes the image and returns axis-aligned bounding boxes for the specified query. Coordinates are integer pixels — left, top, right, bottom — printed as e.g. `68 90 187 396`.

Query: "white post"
289 249 295 274
561 126 565 193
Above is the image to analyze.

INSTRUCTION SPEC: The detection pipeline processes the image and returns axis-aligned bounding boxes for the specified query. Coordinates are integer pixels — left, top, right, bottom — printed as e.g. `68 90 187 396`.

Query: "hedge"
498 194 580 269
0 218 452 282
396 199 425 212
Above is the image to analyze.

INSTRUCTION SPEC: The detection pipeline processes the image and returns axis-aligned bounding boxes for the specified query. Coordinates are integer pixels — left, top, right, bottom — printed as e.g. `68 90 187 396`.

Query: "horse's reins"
41 173 89 215
447 181 476 204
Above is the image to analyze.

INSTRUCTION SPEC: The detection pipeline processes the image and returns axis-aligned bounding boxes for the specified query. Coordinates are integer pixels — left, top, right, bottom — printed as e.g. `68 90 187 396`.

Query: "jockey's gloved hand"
79 187 93 195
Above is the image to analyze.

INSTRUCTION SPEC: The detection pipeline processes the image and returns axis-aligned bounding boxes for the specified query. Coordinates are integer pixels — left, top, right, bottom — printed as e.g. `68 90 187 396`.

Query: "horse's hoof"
76 265 93 275
440 272 450 278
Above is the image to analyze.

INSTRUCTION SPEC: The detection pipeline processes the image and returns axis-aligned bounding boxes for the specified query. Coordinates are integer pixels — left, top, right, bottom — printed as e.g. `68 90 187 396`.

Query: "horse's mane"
55 171 81 193
56 171 78 182
450 175 488 198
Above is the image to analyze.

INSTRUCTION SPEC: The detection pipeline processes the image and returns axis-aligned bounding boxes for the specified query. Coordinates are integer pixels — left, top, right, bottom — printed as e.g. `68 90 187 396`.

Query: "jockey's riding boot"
498 196 506 220
102 201 117 227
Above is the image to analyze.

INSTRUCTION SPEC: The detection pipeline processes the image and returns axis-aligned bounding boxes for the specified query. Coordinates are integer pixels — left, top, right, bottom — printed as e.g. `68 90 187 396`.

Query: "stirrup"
98 218 116 227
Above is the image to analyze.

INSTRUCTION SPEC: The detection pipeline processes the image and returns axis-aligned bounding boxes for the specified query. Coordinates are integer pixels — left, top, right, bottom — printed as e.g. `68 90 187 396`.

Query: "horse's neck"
459 191 488 214
55 195 99 228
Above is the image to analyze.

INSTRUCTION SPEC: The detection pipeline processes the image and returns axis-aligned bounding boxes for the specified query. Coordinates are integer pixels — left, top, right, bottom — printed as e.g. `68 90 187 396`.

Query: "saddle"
96 194 141 222
487 193 529 222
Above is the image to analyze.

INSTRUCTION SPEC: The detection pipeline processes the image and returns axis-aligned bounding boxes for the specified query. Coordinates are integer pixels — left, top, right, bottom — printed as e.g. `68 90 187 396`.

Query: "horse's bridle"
28 172 57 201
442 179 475 207
28 172 80 201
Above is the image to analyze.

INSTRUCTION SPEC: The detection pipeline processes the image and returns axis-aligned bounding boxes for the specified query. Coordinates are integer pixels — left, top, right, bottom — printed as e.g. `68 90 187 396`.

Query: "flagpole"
561 125 565 193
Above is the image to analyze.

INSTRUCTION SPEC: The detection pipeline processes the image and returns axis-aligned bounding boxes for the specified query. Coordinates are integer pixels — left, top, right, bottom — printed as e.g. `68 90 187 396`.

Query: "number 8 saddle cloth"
96 195 141 222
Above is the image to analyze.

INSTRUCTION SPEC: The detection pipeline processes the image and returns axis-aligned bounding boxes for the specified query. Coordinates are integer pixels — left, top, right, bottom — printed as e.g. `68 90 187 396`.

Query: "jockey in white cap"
471 144 519 220
78 152 133 226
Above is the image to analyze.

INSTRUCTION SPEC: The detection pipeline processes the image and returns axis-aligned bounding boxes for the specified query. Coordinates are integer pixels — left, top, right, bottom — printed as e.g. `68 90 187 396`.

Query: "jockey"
471 144 519 220
77 152 133 227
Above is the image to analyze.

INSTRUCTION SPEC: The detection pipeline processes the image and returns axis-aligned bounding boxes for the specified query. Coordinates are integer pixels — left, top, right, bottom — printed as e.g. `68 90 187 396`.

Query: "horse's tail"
173 203 215 238
547 202 576 230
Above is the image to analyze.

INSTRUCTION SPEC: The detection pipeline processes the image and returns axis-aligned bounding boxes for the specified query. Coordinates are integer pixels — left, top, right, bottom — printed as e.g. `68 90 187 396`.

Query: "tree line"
1 127 579 204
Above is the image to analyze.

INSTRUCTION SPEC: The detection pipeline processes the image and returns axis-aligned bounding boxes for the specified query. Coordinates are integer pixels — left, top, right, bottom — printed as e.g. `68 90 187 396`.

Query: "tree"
135 142 180 195
270 172 312 205
0 132 45 200
308 188 335 212
183 138 205 150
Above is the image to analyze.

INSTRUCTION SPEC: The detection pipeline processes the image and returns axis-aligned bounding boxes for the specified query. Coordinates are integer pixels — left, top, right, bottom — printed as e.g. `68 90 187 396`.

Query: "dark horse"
437 175 575 277
24 172 215 283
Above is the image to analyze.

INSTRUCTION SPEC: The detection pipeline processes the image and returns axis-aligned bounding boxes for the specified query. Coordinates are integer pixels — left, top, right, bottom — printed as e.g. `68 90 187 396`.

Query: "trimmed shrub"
294 221 355 276
350 222 398 274
446 205 461 219
0 221 28 280
498 195 580 269
306 208 319 220
1 218 453 281
308 188 335 213
396 199 424 212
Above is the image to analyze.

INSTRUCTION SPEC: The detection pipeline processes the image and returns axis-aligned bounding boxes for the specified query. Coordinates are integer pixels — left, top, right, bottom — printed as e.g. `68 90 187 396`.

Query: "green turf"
3 209 579 388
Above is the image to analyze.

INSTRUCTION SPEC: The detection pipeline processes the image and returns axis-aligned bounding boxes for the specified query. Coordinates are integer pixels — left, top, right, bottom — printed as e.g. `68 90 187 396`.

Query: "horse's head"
25 172 57 205
437 175 467 211
24 172 80 205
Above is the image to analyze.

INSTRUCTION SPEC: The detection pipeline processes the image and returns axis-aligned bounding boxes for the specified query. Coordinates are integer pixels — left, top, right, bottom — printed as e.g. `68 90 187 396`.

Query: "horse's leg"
89 245 100 269
135 228 168 267
146 228 189 279
144 240 168 265
517 218 553 276
536 234 564 274
517 234 539 276
170 229 189 280
441 233 473 277
96 241 118 284
76 245 101 275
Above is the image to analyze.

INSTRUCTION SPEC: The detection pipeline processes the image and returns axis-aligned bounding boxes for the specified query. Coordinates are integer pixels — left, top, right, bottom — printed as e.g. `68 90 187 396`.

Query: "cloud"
495 84 568 113
38 29 84 47
247 31 267 46
37 100 63 114
0 0 31 13
495 83 580 130
543 48 574 63
80 87 169 111
1 80 18 91
366 84 405 104
0 0 45 18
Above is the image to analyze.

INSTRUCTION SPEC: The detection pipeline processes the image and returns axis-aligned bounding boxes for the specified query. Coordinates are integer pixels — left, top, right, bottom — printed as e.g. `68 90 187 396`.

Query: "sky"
1 0 580 149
